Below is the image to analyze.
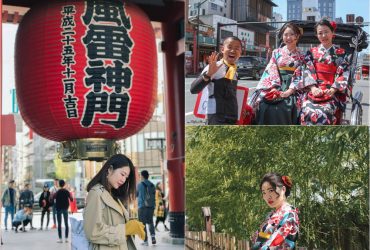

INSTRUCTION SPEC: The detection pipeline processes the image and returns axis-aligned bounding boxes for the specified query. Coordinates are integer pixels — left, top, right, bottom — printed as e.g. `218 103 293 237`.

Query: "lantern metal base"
59 139 120 162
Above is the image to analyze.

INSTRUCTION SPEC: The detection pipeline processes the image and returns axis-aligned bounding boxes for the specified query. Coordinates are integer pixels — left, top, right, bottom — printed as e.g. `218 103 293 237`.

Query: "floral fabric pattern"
295 44 351 125
251 46 304 110
252 203 299 250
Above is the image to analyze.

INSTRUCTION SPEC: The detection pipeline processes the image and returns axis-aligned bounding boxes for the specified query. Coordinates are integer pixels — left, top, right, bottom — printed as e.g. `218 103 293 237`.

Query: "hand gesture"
280 88 295 98
310 86 323 97
324 88 337 97
207 51 223 77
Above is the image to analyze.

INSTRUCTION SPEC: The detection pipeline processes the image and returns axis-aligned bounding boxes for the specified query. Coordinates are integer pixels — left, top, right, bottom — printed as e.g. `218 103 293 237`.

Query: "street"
0 210 184 250
185 77 370 125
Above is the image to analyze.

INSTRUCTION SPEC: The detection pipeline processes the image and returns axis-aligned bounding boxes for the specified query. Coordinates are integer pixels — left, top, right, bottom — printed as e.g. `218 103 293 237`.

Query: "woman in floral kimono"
252 173 299 250
296 19 350 125
250 22 304 125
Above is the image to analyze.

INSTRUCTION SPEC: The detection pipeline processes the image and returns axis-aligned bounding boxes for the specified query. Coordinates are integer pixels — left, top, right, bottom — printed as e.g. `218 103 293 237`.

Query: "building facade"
318 0 335 21
188 0 228 18
288 0 336 21
287 0 302 21
302 0 321 21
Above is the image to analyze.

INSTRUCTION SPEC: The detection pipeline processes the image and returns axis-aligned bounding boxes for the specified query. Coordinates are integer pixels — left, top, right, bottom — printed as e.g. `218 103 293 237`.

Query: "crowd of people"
191 18 351 126
1 179 78 236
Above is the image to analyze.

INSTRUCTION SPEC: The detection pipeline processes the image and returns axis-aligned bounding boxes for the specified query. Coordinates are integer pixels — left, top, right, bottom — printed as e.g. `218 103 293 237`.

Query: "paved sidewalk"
0 211 184 250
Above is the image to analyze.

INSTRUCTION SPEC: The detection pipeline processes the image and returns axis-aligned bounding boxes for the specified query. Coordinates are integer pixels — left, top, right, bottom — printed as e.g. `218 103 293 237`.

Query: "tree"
186 126 369 249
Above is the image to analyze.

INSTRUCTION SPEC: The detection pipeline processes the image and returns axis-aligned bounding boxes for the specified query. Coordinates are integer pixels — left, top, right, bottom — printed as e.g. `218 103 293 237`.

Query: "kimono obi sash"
278 66 296 75
315 62 337 88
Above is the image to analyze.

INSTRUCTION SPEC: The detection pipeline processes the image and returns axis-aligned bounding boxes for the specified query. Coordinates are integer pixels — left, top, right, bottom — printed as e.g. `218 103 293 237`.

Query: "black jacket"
39 191 51 209
190 76 238 121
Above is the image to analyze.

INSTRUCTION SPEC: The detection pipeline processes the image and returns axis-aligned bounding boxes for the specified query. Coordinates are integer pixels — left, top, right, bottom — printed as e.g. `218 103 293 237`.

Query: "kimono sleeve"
291 50 318 90
261 210 299 250
83 189 127 246
332 52 351 93
256 49 281 90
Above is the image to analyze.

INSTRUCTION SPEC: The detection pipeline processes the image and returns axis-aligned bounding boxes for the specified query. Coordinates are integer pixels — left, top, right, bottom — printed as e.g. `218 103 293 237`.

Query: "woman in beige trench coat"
84 154 145 250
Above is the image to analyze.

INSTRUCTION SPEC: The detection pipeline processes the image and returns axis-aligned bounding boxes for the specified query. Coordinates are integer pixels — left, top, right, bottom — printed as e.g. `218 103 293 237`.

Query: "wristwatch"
202 72 211 82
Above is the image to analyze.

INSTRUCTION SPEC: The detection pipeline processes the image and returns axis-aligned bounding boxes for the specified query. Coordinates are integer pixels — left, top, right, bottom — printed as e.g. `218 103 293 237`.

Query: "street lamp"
194 0 208 74
145 138 166 193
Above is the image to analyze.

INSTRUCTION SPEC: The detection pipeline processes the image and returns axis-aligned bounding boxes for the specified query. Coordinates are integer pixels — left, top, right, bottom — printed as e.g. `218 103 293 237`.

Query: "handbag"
69 216 93 250
263 90 284 104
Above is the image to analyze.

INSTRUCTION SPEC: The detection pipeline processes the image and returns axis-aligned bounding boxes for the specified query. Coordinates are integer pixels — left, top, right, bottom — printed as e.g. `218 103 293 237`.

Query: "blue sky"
273 0 369 22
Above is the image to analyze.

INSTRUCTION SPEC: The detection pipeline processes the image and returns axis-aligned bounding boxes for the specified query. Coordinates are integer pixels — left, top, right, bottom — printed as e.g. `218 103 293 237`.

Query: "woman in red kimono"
297 19 350 125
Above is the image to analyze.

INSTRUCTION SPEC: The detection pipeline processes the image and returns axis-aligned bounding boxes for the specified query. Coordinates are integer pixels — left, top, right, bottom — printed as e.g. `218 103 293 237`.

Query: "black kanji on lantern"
81 0 134 129
85 60 106 92
83 25 133 61
106 61 132 92
85 60 133 92
81 92 108 127
82 0 131 29
63 79 76 94
63 95 78 118
81 91 130 128
101 92 130 128
61 5 78 119
62 15 75 27
62 5 76 16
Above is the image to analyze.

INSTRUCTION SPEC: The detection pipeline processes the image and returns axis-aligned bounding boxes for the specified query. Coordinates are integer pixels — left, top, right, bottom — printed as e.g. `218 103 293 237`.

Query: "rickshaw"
245 20 368 125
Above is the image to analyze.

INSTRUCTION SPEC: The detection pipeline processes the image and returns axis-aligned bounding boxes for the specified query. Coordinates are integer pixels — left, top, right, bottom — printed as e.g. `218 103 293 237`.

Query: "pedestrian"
12 204 33 233
39 183 51 230
190 36 242 125
251 173 299 249
49 178 59 229
154 182 169 232
84 154 145 249
137 170 157 246
251 22 304 125
1 180 16 230
55 179 73 243
19 183 35 230
297 19 350 125
69 186 78 214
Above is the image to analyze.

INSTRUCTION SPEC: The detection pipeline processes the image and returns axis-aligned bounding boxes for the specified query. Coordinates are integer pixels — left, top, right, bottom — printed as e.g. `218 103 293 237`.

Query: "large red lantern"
15 0 157 160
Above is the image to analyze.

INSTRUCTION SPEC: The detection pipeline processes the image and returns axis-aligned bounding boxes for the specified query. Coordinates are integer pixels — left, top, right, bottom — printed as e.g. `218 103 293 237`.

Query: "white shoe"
57 239 63 243
65 239 69 243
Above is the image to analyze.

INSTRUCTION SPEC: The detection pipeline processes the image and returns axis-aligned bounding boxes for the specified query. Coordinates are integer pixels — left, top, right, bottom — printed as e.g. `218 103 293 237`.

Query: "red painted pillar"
0 0 3 244
162 2 184 238
192 28 197 75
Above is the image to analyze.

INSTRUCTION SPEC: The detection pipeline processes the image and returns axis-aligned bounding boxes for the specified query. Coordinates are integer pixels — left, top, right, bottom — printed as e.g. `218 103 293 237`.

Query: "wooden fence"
185 231 250 250
185 231 310 250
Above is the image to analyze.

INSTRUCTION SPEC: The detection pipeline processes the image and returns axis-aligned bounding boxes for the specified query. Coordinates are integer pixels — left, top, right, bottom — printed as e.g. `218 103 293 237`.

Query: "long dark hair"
87 154 136 203
260 172 292 197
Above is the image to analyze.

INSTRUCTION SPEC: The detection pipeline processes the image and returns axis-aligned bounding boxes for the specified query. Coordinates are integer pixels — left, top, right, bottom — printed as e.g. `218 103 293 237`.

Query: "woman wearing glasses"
251 22 304 125
296 19 350 125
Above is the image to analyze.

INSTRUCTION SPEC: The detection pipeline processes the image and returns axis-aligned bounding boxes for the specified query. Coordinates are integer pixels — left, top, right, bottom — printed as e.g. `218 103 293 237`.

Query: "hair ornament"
330 21 337 31
298 27 304 35
282 176 292 188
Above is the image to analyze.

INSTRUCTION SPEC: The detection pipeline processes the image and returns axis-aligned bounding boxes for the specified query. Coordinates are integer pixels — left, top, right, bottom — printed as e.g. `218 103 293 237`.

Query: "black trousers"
41 207 50 228
56 208 69 239
12 219 31 229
